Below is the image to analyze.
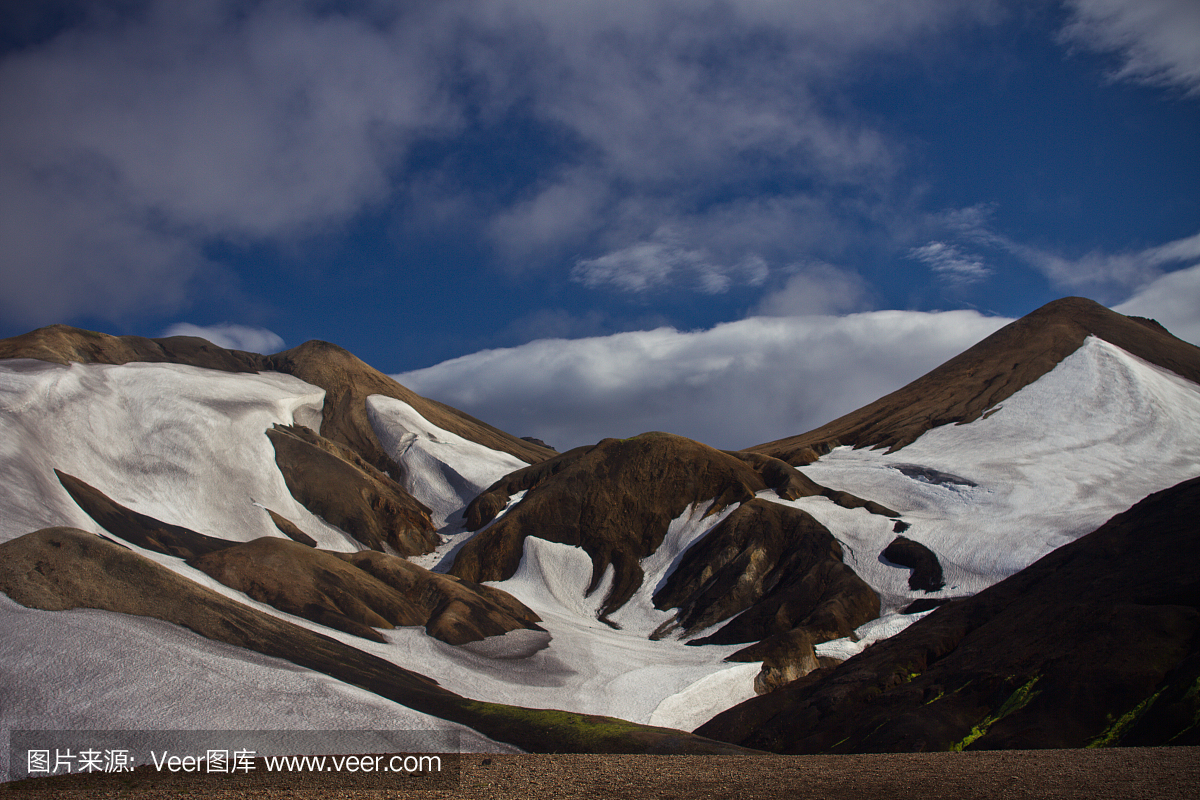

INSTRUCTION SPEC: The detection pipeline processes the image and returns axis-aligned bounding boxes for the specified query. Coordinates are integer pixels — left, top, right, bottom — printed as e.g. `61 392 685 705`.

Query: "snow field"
0 593 516 778
6 334 1198 748
788 336 1200 607
0 359 354 550
0 360 760 743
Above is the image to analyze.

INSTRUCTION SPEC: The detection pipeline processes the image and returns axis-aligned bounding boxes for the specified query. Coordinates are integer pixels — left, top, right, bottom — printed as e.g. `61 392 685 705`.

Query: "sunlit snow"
0 359 350 549
366 394 526 528
782 337 1200 648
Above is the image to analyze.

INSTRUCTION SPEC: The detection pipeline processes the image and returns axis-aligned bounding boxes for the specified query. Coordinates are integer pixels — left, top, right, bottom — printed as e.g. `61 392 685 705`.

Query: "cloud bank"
1114 264 1200 347
397 309 1010 451
160 323 285 355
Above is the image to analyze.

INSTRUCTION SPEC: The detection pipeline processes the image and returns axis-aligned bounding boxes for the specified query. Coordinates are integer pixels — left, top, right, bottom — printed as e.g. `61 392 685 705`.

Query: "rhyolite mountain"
697 475 1200 751
1 296 1199 761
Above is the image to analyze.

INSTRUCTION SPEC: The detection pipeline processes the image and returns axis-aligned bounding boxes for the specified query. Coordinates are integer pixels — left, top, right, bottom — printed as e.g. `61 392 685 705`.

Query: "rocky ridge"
747 296 1200 463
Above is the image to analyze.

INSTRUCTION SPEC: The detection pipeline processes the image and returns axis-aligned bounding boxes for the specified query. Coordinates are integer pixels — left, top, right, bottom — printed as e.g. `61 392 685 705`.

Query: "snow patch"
814 611 932 662
366 395 526 529
649 662 761 732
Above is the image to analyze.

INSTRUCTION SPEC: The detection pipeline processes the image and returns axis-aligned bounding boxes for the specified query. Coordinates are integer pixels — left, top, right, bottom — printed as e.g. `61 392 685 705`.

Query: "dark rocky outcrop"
188 537 430 643
697 476 1200 752
0 325 265 373
335 549 544 646
264 508 317 547
748 297 1200 463
262 339 555 478
0 528 751 754
454 433 892 621
55 470 235 560
652 499 879 648
53 469 534 646
188 537 544 645
881 536 945 592
266 423 438 556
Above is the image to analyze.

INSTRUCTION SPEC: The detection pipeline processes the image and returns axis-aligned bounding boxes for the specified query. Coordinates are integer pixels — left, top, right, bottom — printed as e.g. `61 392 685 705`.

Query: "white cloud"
908 241 991 285
937 205 1200 301
1005 229 1200 300
396 309 1010 451
487 168 612 262
1061 0 1200 95
0 2 457 324
755 262 870 316
571 229 769 294
161 323 284 354
0 0 1005 325
1113 263 1200 347
461 0 999 282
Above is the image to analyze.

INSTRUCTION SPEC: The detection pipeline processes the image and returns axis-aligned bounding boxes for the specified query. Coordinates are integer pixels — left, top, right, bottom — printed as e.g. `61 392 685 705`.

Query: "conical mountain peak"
747 297 1200 464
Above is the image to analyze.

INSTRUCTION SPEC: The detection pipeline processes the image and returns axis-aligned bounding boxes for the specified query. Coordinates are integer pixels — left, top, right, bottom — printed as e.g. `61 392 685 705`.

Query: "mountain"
2 297 1199 767
748 296 1200 463
697 475 1200 750
0 324 766 759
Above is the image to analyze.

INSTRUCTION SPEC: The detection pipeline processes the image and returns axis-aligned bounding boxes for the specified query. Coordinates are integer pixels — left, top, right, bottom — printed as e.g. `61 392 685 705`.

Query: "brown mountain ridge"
747 296 1200 463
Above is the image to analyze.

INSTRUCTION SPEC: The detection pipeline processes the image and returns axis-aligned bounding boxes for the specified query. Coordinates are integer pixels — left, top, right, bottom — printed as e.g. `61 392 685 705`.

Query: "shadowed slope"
0 528 752 754
653 499 879 647
747 297 1200 463
697 476 1200 752
266 424 438 555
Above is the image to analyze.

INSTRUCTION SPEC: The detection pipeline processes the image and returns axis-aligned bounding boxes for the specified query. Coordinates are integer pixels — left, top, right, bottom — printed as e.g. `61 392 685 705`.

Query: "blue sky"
2 1 1198 449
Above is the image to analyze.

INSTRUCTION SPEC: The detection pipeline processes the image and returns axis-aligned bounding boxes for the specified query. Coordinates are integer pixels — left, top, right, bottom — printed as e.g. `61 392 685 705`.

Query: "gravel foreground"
4 748 1198 800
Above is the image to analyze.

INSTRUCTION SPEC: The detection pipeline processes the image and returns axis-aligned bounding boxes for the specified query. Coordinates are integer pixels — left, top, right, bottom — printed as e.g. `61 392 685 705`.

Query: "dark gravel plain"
4 748 1198 800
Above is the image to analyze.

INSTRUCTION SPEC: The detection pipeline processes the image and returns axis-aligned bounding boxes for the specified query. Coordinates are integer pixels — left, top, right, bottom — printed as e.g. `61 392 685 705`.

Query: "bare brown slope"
54 469 537 645
189 537 545 646
266 423 438 555
0 324 555 475
454 432 894 625
698 476 1200 752
747 297 1200 464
